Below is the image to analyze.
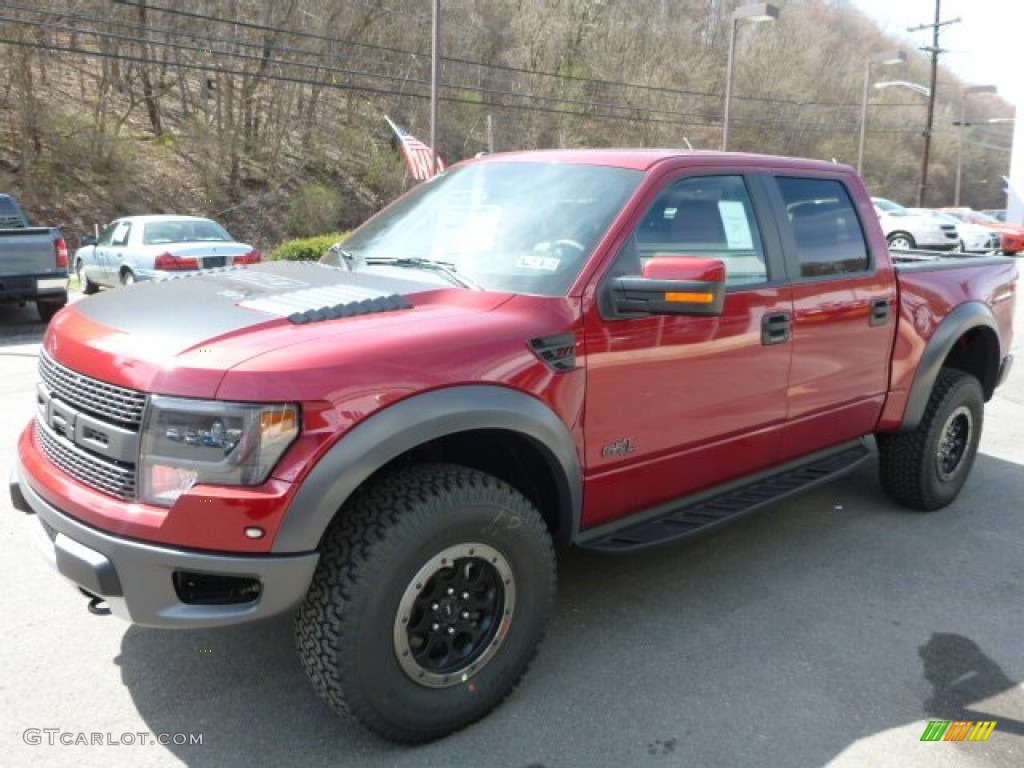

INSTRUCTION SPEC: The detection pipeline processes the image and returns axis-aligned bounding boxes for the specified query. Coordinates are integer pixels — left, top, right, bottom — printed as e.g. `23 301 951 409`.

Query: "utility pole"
908 0 960 207
430 0 441 175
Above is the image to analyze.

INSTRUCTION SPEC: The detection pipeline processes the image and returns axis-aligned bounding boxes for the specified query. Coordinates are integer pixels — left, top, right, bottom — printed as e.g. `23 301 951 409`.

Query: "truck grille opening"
173 572 263 605
35 350 146 500
39 350 147 427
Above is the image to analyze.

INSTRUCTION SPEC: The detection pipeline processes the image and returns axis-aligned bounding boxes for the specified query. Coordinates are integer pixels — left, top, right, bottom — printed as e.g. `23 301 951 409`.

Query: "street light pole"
721 3 779 152
857 51 906 175
954 84 997 207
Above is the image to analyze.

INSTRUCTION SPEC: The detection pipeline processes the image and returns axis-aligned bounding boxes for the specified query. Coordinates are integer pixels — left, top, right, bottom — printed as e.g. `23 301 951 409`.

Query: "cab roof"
468 148 853 174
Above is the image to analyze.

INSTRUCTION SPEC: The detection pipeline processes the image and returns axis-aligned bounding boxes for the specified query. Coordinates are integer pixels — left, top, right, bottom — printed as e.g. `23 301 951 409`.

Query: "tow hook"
80 588 111 616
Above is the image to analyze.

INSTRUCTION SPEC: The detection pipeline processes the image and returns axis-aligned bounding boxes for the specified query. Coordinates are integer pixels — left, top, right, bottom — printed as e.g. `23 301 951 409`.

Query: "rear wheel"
120 269 136 286
877 369 983 511
295 463 556 743
36 297 66 323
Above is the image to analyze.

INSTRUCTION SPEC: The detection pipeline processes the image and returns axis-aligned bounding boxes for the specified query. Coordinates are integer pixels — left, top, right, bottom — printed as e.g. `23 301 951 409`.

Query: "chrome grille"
36 421 137 500
39 350 147 426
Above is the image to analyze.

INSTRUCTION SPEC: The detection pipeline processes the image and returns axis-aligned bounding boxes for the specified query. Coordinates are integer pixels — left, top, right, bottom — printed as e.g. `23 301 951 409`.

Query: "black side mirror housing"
608 255 727 317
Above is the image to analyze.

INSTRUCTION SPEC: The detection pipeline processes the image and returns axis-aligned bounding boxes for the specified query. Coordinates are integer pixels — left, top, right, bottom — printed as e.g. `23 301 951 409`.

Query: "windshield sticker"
517 255 561 271
718 201 754 249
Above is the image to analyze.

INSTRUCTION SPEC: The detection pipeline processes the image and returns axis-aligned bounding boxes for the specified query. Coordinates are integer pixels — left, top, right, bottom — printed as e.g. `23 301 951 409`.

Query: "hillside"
1 0 1014 252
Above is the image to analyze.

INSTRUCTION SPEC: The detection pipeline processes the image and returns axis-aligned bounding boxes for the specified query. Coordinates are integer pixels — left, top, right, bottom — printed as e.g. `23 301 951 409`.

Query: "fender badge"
601 437 636 458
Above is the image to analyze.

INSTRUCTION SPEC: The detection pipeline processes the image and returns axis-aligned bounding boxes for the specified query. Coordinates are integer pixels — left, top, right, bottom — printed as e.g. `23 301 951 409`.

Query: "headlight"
139 396 299 506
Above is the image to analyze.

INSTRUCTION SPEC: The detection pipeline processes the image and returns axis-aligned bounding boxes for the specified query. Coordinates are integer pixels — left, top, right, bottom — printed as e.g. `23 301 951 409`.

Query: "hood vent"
287 294 412 325
239 283 413 324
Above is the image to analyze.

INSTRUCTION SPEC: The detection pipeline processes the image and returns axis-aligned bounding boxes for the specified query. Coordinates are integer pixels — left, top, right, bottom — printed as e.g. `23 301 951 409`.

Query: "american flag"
385 116 444 181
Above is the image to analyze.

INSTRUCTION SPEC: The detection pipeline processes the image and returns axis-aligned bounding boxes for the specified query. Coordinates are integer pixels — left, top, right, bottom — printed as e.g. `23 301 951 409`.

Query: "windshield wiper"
364 256 482 290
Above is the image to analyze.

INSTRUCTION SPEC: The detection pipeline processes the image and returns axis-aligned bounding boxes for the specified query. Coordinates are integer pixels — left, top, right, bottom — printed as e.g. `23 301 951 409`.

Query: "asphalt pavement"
1 280 1022 768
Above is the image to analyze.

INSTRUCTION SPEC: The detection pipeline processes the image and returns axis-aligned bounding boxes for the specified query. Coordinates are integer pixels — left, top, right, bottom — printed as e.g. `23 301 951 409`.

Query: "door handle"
761 311 792 346
869 297 891 327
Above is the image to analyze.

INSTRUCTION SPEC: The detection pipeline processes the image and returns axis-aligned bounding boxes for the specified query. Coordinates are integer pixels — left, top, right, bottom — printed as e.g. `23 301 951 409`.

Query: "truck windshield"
323 162 643 296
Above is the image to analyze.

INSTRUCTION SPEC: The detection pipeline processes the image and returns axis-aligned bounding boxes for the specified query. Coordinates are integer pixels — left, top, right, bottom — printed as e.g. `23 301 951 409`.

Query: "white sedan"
906 208 1001 254
74 215 261 293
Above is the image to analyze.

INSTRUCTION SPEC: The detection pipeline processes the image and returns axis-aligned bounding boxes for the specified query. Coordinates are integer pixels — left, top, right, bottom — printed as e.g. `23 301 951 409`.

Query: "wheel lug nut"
460 591 469 600
431 623 440 631
431 603 439 611
447 627 455 635
446 587 455 596
461 611 470 620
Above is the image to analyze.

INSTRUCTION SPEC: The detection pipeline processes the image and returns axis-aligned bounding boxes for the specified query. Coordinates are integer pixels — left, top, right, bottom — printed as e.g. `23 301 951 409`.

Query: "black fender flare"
899 301 999 431
272 385 582 552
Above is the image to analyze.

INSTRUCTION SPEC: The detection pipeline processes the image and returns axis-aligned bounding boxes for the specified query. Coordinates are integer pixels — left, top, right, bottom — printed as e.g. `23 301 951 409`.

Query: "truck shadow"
116 451 1024 767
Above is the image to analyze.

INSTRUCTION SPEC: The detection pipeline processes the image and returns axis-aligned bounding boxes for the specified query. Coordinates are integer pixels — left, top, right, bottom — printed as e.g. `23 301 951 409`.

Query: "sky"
851 0 1022 108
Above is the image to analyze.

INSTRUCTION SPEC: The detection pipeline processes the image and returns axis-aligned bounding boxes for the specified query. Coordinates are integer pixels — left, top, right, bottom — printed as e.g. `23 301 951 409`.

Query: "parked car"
906 208 1000 254
0 193 68 322
74 215 261 292
936 208 1024 256
871 197 959 251
13 149 1018 742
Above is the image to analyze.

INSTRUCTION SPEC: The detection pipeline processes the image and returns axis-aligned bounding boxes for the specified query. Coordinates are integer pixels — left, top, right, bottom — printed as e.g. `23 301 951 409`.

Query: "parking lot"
1 282 1023 768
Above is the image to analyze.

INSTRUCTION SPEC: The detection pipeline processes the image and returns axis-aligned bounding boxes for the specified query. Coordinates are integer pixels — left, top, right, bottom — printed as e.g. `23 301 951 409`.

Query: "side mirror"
81 235 98 247
610 255 726 316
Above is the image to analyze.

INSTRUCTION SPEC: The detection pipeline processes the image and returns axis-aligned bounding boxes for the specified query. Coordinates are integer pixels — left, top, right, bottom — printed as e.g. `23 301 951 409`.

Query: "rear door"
98 220 132 284
765 174 897 461
580 171 794 529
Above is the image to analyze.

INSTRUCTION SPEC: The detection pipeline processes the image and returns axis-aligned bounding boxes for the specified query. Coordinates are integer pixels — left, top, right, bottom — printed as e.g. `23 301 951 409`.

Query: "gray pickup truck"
0 194 69 322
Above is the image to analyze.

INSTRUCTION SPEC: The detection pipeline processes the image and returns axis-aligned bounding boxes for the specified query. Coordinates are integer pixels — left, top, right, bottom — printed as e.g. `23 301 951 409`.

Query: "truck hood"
47 261 511 397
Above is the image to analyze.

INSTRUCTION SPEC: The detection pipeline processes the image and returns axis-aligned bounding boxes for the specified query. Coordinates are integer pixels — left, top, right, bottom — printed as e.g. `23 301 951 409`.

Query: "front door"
581 173 793 529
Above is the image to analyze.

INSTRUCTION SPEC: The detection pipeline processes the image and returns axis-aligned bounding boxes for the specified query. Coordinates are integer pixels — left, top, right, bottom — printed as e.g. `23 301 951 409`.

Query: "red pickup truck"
10 150 1017 742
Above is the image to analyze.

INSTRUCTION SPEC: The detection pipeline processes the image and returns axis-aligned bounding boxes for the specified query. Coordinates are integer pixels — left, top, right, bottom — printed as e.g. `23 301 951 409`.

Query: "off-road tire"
877 369 983 511
295 463 556 743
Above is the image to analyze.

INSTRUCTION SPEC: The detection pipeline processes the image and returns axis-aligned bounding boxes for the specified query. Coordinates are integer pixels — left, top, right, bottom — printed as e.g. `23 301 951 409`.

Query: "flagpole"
430 0 440 175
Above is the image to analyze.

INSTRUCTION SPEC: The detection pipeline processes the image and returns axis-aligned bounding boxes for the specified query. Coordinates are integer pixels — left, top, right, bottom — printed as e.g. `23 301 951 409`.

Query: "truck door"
767 175 897 462
581 173 794 529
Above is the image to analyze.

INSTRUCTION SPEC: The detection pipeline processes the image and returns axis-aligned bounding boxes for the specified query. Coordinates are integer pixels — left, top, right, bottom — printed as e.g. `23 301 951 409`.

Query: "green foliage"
286 183 344 237
272 232 349 261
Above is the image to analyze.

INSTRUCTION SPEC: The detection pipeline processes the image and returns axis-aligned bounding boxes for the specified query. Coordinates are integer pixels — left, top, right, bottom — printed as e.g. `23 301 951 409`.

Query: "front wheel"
120 269 136 286
877 369 984 511
295 464 556 743
76 259 99 294
887 232 916 250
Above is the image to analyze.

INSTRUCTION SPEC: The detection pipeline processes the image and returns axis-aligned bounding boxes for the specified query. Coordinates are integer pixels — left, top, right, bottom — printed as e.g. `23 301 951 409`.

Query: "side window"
96 222 120 246
110 221 132 247
775 177 869 278
631 175 767 288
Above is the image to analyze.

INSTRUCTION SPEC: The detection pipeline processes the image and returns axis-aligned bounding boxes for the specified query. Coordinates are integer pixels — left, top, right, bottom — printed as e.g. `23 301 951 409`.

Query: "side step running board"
578 442 871 554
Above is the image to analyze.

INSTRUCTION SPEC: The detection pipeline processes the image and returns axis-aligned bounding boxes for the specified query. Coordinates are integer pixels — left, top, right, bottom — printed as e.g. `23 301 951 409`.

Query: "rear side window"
110 221 132 247
776 177 869 278
0 196 25 228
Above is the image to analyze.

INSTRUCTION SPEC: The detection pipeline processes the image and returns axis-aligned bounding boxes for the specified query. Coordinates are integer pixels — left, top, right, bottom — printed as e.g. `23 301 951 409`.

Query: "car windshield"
143 219 233 244
874 198 908 216
321 161 644 296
